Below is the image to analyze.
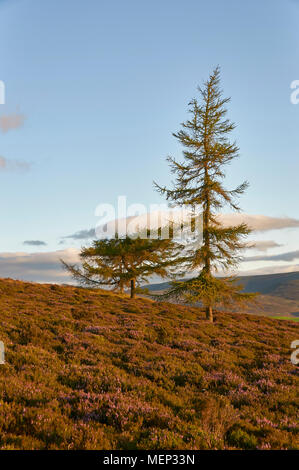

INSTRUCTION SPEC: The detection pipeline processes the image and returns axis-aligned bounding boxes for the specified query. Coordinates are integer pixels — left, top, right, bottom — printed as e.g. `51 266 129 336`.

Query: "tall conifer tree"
155 67 255 322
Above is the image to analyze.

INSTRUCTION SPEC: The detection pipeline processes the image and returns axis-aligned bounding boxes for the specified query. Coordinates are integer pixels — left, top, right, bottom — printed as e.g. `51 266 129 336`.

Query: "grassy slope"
0 278 298 450
249 295 299 319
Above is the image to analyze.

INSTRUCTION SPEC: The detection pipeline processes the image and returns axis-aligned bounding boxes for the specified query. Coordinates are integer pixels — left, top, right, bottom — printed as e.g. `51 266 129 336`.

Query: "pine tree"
61 234 181 299
155 67 256 322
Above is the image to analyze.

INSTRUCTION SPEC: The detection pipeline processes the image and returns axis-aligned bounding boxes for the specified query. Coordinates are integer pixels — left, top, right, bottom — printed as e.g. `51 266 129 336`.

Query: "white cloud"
218 214 299 231
90 211 299 240
0 245 298 284
63 228 95 240
23 240 47 246
237 264 299 276
246 240 282 252
0 248 79 283
245 250 299 263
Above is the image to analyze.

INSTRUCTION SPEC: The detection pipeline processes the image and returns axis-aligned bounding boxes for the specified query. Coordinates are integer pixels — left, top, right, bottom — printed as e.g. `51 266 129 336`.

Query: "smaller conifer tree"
62 234 182 299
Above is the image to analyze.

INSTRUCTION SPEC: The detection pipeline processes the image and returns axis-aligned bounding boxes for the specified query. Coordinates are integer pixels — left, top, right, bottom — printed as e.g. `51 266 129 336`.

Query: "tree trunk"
206 305 213 322
203 164 213 323
130 278 136 299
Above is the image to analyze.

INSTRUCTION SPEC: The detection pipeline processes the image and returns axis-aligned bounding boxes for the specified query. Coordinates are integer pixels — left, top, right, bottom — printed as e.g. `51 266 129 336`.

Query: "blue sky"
0 0 299 282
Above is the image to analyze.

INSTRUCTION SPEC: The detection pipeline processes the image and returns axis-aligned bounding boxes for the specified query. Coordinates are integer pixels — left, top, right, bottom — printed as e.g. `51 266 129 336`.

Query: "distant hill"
146 271 299 319
0 277 298 450
147 271 299 296
239 271 299 299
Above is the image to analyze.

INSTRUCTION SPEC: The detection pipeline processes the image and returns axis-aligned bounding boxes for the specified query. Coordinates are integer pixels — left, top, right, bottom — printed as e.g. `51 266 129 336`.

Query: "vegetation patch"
0 278 298 449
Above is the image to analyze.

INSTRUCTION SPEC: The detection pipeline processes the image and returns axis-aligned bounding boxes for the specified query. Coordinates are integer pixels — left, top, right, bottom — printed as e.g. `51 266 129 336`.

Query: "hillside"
146 271 299 319
239 271 299 300
0 277 298 450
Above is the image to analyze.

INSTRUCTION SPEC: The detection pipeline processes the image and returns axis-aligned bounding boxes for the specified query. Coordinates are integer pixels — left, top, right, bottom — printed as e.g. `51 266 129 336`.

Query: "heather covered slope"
0 278 298 450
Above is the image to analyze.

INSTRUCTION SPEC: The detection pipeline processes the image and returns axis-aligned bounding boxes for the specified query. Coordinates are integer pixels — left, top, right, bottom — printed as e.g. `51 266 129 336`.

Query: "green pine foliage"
155 67 256 321
62 234 182 299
